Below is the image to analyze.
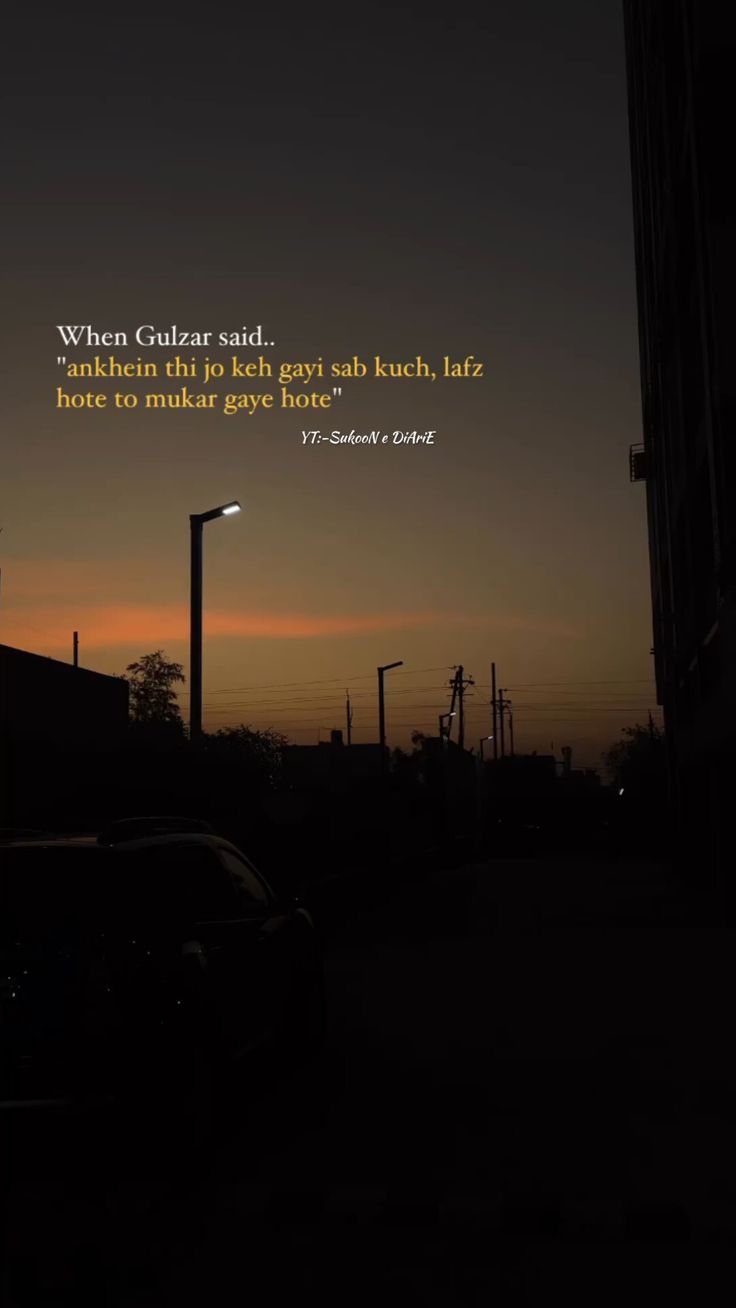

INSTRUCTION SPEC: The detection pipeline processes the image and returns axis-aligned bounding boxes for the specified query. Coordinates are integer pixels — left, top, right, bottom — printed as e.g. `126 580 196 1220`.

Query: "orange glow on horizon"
0 601 583 654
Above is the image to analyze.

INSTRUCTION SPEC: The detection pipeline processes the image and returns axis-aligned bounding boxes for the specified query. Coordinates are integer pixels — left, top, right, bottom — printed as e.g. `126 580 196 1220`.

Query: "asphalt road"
3 857 736 1305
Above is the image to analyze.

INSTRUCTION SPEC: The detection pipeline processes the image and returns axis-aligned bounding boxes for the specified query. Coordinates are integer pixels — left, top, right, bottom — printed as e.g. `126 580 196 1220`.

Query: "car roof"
0 833 228 853
109 832 230 853
0 836 101 850
0 831 274 898
0 833 252 864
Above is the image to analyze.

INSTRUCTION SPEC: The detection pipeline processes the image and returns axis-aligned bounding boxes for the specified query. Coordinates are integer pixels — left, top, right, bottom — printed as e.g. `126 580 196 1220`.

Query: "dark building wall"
284 741 383 787
0 643 129 825
623 3 736 885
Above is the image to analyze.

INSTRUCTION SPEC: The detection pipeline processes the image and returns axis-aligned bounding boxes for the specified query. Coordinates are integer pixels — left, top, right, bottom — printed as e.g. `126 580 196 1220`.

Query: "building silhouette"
0 643 129 826
623 2 736 887
284 731 383 788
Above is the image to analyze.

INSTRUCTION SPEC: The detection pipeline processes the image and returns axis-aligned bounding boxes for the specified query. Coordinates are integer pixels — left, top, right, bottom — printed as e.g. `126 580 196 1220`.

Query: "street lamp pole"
378 660 403 774
479 734 493 762
190 516 203 742
491 661 498 761
189 500 241 744
439 710 456 745
475 735 494 857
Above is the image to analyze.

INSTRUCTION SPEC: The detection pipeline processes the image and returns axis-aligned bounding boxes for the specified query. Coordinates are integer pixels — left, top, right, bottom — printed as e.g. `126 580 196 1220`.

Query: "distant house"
0 643 129 824
284 730 383 790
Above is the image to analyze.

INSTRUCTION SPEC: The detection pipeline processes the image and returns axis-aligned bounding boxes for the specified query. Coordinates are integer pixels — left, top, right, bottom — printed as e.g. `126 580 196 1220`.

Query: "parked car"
0 818 324 1119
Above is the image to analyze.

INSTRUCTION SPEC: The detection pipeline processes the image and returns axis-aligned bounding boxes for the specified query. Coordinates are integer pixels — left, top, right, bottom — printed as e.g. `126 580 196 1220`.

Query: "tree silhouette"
204 724 287 786
124 650 185 735
602 720 666 797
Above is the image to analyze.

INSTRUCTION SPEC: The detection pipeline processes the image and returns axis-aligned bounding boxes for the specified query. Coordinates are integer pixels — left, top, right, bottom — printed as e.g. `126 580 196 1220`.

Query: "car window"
0 846 113 942
219 849 270 908
121 843 240 922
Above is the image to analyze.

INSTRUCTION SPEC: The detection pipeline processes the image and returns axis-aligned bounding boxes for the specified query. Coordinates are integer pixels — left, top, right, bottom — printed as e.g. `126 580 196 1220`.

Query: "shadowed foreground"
3 857 733 1305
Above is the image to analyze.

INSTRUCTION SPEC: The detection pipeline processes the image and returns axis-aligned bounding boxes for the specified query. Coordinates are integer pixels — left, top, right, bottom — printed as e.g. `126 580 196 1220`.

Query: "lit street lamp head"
192 500 242 524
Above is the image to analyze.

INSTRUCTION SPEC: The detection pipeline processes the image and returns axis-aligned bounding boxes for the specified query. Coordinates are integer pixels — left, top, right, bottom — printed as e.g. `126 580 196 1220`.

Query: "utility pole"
448 665 475 750
498 687 505 757
72 631 79 667
445 669 460 743
346 690 353 746
491 662 498 761
508 708 514 757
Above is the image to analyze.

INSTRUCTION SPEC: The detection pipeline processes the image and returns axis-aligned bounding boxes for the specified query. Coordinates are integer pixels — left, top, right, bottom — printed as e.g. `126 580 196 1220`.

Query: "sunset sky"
1 3 658 766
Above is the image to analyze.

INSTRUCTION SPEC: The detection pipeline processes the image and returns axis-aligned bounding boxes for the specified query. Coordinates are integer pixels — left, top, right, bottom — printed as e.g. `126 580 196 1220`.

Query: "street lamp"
479 734 494 762
439 710 456 742
189 500 241 743
378 660 403 773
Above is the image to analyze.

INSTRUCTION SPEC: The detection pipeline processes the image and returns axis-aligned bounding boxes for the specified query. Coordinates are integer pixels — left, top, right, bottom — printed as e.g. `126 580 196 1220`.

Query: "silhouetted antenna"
346 689 353 745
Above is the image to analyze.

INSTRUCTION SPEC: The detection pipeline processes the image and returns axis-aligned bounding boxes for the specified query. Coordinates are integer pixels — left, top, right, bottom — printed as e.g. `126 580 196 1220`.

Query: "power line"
197 701 662 718
195 701 663 713
188 665 454 696
491 679 655 688
182 683 453 707
184 681 659 706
